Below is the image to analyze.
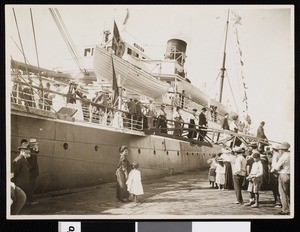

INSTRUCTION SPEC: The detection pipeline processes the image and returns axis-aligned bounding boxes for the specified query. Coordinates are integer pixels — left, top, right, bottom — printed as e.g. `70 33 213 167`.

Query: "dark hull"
11 113 221 193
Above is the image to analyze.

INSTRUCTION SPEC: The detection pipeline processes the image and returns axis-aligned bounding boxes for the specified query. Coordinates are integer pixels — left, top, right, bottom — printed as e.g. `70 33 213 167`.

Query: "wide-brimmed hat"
201 107 207 111
20 139 28 145
252 152 261 159
18 143 30 150
277 142 290 150
272 144 280 151
233 147 245 154
161 103 166 107
119 145 128 153
29 138 39 144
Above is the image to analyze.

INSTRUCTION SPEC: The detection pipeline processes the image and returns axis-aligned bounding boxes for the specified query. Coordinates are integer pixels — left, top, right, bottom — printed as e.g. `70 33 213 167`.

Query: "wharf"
19 170 290 219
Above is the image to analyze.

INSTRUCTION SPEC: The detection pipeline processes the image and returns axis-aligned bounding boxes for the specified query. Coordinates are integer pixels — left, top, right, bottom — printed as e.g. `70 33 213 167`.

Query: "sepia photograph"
6 5 294 219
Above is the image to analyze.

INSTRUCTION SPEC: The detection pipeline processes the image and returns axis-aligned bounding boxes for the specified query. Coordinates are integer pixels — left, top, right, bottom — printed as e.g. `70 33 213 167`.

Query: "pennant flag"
239 47 243 56
123 8 129 25
232 11 242 25
111 55 119 105
112 21 125 58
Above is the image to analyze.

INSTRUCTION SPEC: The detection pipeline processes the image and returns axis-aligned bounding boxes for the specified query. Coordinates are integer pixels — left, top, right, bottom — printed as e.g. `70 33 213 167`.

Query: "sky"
5 5 294 146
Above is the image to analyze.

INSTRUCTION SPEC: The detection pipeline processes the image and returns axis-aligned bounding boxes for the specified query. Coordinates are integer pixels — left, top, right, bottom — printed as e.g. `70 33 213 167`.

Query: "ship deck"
16 169 290 219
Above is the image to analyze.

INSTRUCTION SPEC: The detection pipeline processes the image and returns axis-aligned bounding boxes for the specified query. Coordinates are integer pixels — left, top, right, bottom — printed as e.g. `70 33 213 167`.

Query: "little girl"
215 156 226 190
207 154 218 188
126 162 144 203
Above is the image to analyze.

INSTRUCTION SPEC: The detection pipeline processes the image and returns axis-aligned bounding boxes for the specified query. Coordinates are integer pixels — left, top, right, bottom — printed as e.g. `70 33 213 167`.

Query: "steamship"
10 12 251 194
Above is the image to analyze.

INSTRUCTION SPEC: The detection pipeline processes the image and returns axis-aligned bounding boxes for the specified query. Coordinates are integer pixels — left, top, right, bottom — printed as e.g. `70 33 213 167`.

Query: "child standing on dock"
245 152 263 208
126 162 144 203
215 155 226 190
207 154 218 188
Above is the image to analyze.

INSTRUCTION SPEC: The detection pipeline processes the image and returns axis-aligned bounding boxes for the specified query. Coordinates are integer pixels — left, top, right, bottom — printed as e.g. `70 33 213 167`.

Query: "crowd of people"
206 141 291 215
10 138 291 215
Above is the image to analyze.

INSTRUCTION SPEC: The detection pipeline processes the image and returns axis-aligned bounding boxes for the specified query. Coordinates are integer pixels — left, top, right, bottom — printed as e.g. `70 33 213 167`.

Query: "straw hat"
277 142 290 151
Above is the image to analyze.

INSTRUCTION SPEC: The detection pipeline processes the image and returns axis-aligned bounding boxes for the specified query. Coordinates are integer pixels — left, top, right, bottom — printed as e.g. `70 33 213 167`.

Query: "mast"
219 10 230 103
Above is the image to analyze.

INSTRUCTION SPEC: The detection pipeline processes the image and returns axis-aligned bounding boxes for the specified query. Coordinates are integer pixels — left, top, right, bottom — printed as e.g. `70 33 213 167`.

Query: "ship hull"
11 113 221 193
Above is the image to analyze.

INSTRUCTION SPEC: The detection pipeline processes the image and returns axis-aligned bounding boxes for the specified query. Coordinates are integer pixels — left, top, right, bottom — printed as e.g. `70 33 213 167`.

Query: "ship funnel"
165 39 187 66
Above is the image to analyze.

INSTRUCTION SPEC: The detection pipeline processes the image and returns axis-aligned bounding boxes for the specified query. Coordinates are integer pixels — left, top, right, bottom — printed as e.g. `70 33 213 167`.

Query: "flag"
123 8 129 25
232 11 242 25
111 55 119 105
112 21 125 58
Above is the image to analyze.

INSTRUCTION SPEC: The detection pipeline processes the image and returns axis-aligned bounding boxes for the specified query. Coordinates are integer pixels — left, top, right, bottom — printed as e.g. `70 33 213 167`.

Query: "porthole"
186 152 188 156
177 151 180 156
192 153 194 155
63 143 68 150
94 145 98 151
166 151 169 155
138 148 141 154
154 150 156 155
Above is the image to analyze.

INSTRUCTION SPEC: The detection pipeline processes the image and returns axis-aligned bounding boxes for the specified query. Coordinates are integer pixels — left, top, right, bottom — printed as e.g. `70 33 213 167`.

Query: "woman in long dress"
116 145 131 202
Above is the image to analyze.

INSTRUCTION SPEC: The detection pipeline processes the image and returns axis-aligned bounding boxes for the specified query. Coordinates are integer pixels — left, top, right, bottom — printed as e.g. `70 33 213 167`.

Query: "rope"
12 8 30 80
49 8 86 75
10 36 31 65
54 8 87 74
225 71 239 112
30 8 42 81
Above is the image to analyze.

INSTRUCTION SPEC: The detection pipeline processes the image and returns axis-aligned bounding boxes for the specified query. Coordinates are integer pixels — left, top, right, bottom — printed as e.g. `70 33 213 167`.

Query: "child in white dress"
126 162 144 203
215 157 226 190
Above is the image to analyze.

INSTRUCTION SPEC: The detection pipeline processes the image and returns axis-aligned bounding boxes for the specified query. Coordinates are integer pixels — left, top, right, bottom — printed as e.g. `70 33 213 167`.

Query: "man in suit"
198 107 207 141
12 143 31 204
257 121 268 151
187 109 198 139
27 138 40 205
221 113 230 130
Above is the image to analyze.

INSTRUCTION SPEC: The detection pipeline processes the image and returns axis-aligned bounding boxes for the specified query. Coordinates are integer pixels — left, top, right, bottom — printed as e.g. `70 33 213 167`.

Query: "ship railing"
10 79 144 132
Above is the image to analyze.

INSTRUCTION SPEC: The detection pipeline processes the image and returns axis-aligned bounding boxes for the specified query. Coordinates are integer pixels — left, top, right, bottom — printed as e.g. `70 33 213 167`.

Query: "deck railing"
10 79 144 132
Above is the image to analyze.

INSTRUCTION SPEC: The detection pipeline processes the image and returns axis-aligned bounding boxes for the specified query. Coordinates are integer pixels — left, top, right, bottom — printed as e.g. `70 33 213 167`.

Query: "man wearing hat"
271 142 291 215
157 103 168 133
12 142 31 205
257 121 268 151
27 138 40 205
269 144 283 208
198 107 207 141
232 147 247 205
187 109 198 139
173 106 184 136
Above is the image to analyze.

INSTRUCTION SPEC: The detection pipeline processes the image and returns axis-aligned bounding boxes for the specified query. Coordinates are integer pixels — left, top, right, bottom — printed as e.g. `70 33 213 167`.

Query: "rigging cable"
30 8 42 84
49 8 87 76
12 8 30 79
54 8 87 74
225 70 239 113
10 36 31 65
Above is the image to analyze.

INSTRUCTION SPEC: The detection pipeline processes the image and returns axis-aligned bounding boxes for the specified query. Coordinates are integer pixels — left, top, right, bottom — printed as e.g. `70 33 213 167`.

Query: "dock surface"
19 170 290 219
